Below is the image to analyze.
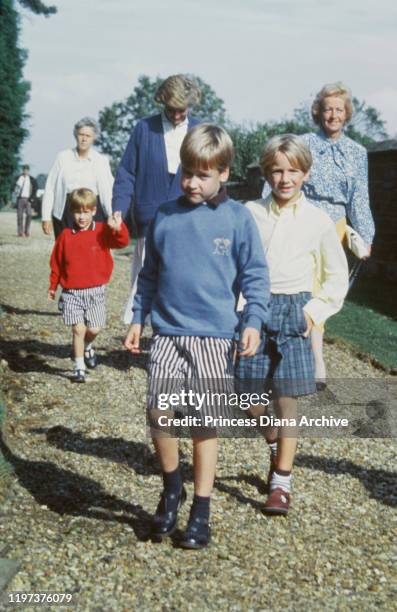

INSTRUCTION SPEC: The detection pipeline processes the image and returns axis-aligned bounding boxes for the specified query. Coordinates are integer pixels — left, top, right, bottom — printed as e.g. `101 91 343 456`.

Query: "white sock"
74 357 85 371
268 441 278 458
270 471 292 493
85 342 93 353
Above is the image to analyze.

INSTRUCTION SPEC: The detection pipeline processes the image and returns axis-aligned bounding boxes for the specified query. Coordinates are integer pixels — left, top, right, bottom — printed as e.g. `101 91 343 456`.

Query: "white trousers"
123 237 147 324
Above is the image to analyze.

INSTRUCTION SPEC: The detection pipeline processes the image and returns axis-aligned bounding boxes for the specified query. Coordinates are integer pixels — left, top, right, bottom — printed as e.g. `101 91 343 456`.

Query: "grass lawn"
327 275 397 370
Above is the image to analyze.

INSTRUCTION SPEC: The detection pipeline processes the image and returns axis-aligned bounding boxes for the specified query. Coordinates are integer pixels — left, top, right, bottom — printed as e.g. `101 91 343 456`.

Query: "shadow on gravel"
31 427 266 512
98 336 151 372
295 453 397 507
0 339 70 376
34 426 160 476
0 302 59 317
0 434 152 540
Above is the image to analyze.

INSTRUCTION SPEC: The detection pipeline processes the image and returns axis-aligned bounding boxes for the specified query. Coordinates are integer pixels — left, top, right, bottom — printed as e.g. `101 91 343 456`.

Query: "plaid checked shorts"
235 292 315 397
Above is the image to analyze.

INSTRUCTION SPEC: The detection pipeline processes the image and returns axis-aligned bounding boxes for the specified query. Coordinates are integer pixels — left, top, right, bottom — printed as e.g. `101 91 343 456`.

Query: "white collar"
161 111 188 130
73 147 93 162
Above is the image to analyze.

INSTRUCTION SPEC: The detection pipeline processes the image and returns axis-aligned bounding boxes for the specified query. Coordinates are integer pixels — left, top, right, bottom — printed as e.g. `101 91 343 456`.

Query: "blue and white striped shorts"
148 335 235 417
236 292 315 397
60 285 106 328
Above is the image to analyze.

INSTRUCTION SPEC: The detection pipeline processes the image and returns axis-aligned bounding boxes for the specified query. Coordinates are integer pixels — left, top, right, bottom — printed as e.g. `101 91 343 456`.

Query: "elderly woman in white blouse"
42 117 114 238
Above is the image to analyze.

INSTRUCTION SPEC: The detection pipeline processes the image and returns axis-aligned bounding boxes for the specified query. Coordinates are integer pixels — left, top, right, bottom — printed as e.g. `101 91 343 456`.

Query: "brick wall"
367 141 397 280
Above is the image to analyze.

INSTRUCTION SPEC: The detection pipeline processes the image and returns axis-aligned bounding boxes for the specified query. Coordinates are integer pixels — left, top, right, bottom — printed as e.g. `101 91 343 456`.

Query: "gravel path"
0 212 396 611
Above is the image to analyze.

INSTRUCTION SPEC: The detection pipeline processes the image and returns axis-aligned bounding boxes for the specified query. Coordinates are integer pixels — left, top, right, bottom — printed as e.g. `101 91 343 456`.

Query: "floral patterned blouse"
262 129 375 246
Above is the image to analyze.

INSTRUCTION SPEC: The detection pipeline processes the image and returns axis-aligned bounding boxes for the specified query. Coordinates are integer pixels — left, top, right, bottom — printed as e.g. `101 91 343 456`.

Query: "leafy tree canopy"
97 74 226 169
16 0 56 16
228 97 388 181
0 0 56 206
97 74 388 182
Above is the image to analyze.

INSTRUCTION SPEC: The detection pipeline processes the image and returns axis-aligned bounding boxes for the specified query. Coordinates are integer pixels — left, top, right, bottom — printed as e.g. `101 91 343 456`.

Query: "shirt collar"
317 128 348 154
161 110 189 130
178 185 228 209
270 192 304 216
73 147 93 162
72 221 96 234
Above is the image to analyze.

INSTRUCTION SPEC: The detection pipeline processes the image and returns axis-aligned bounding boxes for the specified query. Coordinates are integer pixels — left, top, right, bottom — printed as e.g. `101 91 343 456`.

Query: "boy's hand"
303 311 314 338
239 327 260 357
124 323 143 354
107 211 122 232
48 289 56 301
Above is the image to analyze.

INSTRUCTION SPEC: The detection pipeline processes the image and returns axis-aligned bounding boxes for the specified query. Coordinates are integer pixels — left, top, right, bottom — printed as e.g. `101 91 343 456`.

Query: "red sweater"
49 222 129 291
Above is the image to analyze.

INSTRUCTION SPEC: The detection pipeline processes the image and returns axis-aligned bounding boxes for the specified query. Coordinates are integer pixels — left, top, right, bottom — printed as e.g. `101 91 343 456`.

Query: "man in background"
14 164 38 237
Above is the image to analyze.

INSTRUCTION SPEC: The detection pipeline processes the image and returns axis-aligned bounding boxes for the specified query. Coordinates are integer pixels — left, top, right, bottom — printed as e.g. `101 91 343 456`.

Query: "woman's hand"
42 221 53 235
48 289 56 301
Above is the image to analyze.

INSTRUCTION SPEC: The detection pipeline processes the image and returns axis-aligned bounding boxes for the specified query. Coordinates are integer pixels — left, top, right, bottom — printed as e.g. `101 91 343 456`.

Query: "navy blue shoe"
151 487 187 540
179 515 211 549
70 369 86 383
84 348 97 369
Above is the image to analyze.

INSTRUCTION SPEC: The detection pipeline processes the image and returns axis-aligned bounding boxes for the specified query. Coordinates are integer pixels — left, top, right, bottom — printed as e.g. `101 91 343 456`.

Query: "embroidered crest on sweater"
213 238 231 256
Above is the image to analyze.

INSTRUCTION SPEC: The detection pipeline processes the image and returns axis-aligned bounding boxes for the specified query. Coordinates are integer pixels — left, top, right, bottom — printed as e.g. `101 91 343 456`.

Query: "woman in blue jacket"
112 74 201 323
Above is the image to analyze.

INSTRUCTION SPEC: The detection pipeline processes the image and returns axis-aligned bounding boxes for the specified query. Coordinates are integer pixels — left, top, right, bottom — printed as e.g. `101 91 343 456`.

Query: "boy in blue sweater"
124 124 270 549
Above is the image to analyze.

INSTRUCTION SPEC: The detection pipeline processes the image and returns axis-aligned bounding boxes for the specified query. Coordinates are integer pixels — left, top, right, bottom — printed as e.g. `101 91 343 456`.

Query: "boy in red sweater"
48 188 129 382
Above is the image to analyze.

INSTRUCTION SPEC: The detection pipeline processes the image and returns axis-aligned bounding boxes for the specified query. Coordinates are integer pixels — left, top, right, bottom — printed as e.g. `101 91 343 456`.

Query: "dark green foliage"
0 0 56 208
16 0 56 16
228 98 388 182
97 74 226 171
97 73 388 181
0 0 30 207
227 119 310 182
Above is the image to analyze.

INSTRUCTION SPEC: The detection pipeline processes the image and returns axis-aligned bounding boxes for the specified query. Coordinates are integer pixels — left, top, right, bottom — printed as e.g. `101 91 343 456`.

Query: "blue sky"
19 0 397 173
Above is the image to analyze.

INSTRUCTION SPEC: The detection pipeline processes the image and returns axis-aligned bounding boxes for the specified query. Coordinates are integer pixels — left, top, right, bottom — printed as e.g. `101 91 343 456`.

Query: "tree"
228 119 310 182
16 0 56 15
0 0 30 207
290 98 387 145
0 0 56 207
97 75 227 170
228 98 388 182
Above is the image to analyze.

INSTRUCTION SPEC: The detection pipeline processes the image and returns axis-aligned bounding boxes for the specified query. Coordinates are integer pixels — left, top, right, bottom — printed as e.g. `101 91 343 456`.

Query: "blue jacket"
132 193 270 338
112 113 200 235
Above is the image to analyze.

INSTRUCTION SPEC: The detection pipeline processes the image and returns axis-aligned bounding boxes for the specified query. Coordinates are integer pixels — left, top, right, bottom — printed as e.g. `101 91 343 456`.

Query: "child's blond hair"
180 124 234 173
260 134 312 178
69 188 97 212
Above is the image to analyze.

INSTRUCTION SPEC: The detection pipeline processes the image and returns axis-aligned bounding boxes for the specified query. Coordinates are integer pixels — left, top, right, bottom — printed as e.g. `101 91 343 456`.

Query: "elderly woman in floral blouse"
302 82 375 388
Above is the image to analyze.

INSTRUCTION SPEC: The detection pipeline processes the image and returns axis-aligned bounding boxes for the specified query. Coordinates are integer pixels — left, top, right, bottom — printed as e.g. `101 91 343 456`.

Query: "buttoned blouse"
301 130 375 246
161 112 189 174
42 148 114 221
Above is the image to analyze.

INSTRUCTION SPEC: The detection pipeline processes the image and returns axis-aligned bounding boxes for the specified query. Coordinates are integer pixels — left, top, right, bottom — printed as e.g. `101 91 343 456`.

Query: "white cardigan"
41 148 114 221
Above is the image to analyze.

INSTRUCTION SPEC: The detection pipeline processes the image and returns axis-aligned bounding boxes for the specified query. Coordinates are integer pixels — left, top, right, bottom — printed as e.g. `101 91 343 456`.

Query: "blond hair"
154 74 201 109
311 81 354 125
260 134 312 177
180 124 234 173
69 188 97 212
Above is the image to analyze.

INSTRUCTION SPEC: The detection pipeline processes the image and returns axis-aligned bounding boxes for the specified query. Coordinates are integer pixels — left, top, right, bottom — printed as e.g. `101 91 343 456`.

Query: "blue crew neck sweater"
132 196 270 338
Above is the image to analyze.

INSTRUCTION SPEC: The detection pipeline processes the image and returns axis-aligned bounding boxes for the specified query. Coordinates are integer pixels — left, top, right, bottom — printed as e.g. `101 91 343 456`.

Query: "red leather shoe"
263 487 290 515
